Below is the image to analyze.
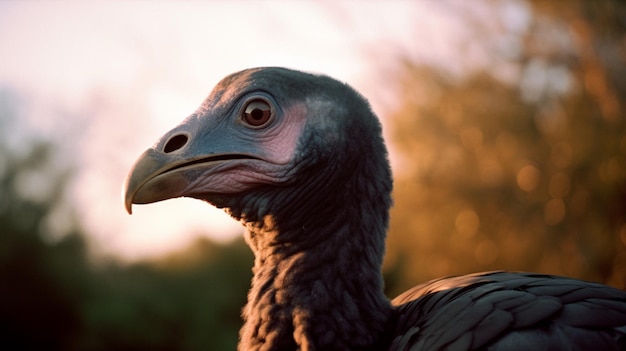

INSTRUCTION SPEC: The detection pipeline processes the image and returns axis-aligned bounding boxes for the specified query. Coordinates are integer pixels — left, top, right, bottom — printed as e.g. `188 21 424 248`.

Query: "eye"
242 99 273 128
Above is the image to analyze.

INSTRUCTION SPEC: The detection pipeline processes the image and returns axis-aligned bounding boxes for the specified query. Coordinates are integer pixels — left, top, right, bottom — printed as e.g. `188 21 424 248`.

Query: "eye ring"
241 98 273 128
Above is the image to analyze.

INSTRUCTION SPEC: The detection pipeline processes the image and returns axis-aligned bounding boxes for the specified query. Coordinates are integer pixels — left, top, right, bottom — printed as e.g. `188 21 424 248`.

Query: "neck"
238 214 392 351
230 119 394 350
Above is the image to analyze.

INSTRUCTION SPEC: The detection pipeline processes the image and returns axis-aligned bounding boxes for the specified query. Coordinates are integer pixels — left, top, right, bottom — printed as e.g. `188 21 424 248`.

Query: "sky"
0 1 528 261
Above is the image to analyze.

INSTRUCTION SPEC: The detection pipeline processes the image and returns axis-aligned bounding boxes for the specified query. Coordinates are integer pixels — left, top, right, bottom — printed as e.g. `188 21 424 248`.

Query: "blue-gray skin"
124 67 626 350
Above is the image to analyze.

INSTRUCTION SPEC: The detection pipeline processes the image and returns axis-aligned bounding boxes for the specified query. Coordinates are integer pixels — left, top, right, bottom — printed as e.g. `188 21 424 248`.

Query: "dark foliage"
0 90 253 350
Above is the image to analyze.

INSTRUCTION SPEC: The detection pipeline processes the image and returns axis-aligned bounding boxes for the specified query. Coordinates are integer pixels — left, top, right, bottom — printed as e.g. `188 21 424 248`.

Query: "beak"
123 100 291 214
123 148 184 214
123 111 246 215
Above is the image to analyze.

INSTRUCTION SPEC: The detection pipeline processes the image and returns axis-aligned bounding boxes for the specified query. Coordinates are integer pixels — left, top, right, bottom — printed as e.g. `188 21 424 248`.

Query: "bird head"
124 67 391 229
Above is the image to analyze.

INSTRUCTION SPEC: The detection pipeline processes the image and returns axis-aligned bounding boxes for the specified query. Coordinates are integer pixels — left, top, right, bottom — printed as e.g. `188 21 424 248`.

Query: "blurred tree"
0 88 90 350
80 238 252 351
0 87 253 350
383 0 626 297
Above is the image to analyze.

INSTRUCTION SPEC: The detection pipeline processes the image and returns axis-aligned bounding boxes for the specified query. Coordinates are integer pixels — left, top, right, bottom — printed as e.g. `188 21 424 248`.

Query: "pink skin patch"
260 102 308 164
184 102 308 196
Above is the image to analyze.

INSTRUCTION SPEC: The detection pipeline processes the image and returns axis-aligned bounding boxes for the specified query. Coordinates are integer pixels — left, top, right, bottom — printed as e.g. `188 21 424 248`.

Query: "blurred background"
0 0 624 349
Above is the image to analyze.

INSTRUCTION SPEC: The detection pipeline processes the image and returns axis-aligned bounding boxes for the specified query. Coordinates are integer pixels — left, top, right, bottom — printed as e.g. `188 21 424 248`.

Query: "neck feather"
238 212 392 351
233 113 394 350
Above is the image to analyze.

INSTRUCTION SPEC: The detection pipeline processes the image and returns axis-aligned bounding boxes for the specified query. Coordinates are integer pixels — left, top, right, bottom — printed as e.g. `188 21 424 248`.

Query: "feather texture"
390 271 626 350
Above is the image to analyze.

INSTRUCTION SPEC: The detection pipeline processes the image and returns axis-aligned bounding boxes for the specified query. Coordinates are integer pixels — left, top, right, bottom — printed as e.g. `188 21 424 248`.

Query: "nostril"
163 134 189 153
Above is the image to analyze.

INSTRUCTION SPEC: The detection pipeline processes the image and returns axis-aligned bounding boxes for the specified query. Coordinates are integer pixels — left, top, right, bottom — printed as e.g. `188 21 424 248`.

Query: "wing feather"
389 271 626 350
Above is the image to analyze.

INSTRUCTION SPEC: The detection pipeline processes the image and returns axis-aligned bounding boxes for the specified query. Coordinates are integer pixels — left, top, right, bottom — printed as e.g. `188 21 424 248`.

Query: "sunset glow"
0 1 452 260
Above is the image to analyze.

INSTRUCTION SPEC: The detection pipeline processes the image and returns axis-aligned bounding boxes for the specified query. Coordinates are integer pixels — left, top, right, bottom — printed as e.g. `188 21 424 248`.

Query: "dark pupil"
251 108 264 120
244 101 271 126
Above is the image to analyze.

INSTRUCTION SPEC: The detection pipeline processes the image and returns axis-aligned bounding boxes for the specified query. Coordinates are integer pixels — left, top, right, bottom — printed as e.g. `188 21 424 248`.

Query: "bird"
123 67 626 350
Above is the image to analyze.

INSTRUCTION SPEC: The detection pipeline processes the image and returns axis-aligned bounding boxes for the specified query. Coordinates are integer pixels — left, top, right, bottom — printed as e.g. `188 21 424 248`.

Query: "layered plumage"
124 67 626 350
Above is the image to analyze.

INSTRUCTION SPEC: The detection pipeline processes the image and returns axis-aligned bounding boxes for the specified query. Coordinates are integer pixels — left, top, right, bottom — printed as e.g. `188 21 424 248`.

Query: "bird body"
124 67 626 350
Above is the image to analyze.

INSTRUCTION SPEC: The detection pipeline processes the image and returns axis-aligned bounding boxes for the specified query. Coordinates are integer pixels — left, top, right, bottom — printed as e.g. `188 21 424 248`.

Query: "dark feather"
390 271 626 350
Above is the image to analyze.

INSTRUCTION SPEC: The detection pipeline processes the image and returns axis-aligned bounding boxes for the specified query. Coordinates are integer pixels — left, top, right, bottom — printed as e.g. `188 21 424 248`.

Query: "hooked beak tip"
123 180 134 215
